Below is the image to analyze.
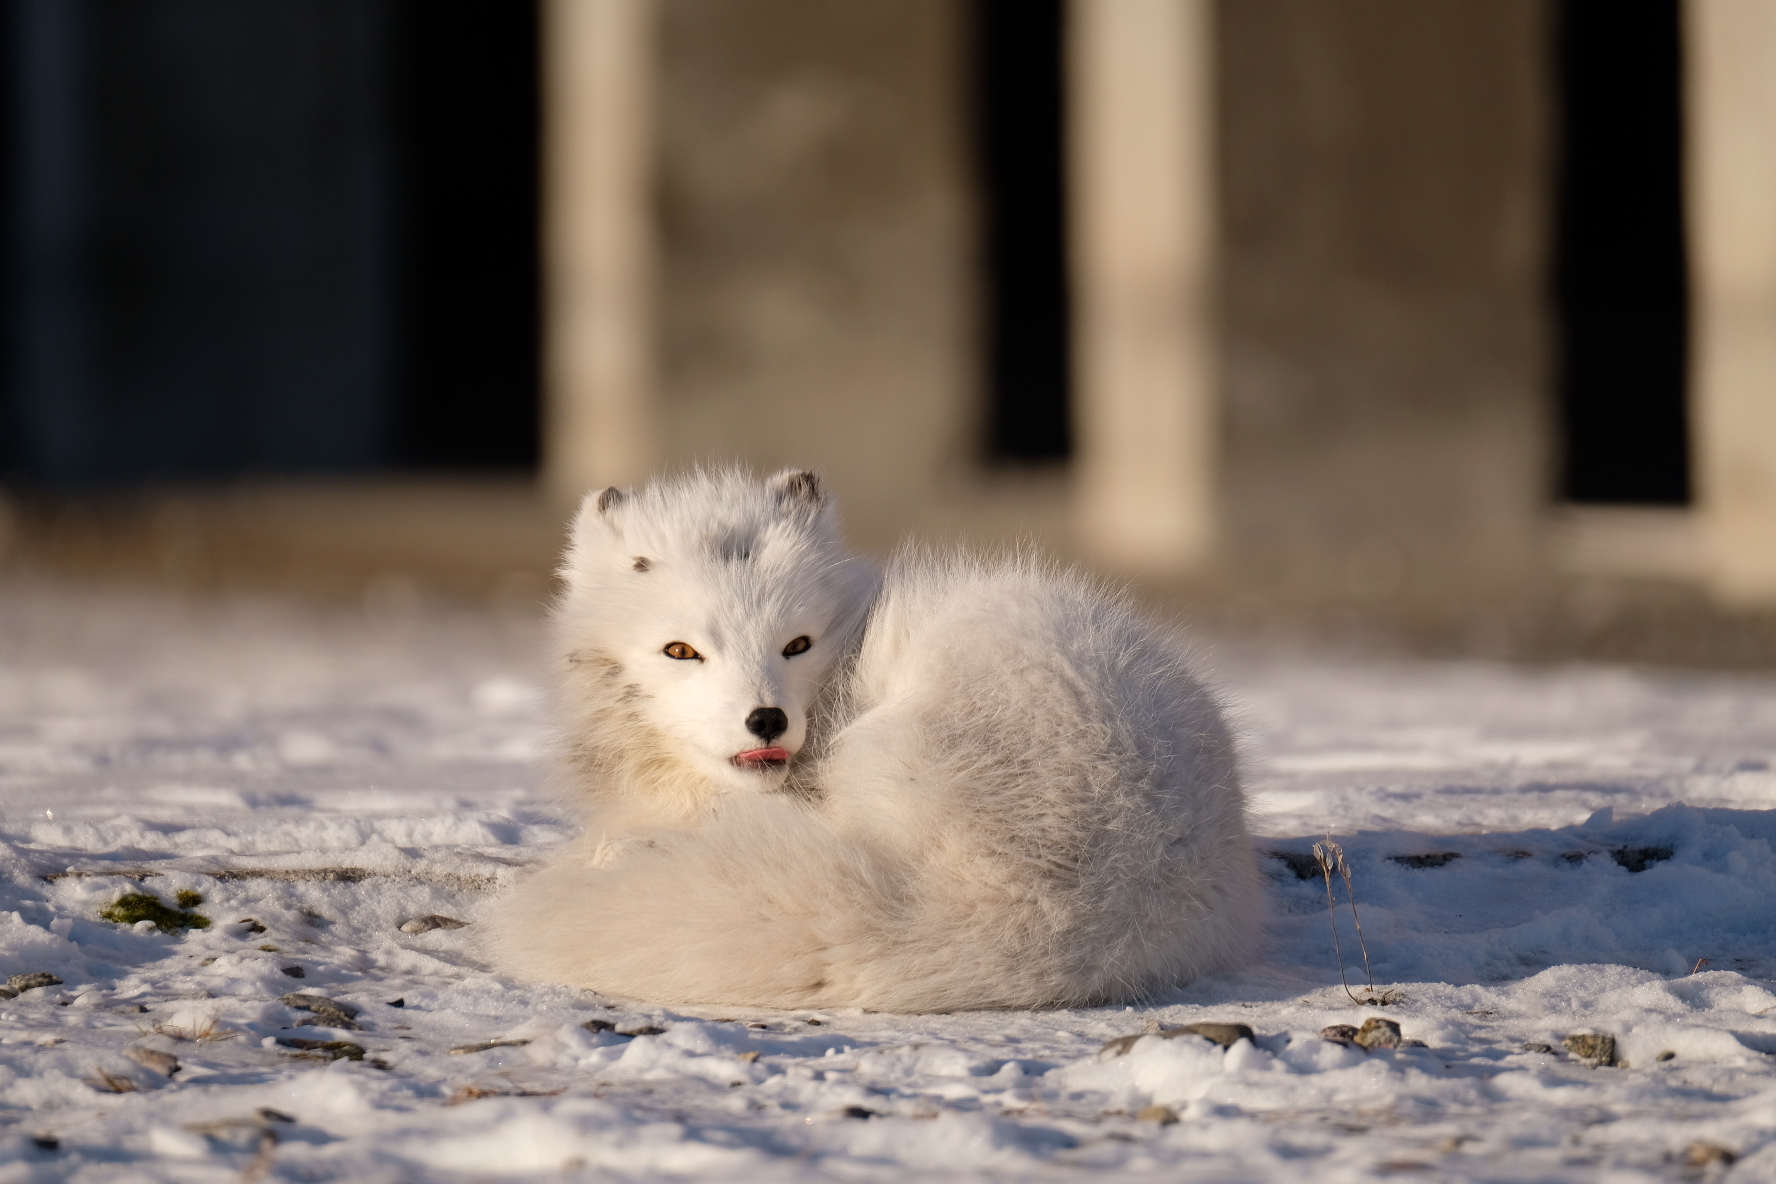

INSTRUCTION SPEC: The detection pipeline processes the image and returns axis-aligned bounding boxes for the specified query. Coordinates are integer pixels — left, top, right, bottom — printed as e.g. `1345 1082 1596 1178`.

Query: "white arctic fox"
484 468 1261 1011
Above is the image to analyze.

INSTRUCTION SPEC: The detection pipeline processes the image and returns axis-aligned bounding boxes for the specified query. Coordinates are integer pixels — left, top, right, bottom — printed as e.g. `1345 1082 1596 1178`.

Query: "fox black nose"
745 707 788 743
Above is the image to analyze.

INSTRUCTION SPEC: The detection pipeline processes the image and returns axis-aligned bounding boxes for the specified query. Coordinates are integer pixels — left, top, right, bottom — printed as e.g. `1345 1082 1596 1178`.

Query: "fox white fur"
484 468 1262 1011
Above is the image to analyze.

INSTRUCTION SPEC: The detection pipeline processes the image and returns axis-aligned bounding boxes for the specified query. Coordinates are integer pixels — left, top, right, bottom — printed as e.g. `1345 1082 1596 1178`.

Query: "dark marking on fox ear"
596 486 627 514
770 469 824 509
632 557 651 572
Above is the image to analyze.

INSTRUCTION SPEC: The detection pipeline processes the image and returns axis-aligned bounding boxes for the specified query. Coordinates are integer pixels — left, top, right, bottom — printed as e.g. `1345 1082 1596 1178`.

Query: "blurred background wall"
1 0 1773 662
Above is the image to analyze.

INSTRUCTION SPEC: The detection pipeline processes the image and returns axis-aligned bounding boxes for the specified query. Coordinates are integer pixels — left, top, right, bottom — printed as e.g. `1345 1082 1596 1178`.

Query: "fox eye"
663 642 701 661
782 636 811 657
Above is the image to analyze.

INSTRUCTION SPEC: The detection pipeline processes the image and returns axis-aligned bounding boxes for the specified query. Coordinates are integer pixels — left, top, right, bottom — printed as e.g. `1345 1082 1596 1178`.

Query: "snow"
1 575 1773 1181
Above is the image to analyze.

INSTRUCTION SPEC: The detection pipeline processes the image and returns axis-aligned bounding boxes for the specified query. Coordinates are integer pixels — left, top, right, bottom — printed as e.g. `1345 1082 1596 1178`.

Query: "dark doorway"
0 0 538 488
1554 0 1689 504
391 0 538 470
975 0 1071 463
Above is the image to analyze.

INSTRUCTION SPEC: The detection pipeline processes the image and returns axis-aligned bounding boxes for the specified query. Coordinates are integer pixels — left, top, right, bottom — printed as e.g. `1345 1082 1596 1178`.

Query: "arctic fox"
484 468 1261 1011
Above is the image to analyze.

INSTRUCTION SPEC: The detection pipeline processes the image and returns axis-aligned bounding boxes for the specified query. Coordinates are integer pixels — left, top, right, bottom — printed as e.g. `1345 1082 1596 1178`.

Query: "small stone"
1168 1022 1255 1049
399 915 469 935
385 998 404 1008
1522 1042 1554 1054
1137 1104 1180 1125
1683 1142 1736 1168
448 1038 531 1055
235 918 268 935
281 993 361 1030
1611 846 1674 874
1563 1032 1616 1066
581 1018 616 1033
30 1135 57 1152
123 1046 180 1076
1100 1034 1143 1058
1354 1018 1403 1050
255 1108 296 1124
618 1024 665 1037
1389 852 1461 869
839 1106 876 1119
1102 1021 1255 1058
738 1050 760 1063
7 973 62 994
1321 1024 1360 1045
1656 1050 1676 1062
0 987 15 1000
280 966 305 979
1267 850 1321 881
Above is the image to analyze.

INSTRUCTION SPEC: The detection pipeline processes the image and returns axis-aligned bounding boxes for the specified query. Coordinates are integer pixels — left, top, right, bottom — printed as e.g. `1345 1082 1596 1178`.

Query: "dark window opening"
1554 0 1689 504
975 0 1071 463
0 0 539 488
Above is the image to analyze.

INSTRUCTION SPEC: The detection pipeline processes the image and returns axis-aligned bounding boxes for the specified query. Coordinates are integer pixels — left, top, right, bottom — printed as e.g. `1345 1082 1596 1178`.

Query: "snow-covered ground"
1 575 1773 1182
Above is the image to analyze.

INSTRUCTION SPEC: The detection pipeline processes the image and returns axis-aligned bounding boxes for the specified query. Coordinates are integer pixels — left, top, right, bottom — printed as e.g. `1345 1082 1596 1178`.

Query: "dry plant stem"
1313 841 1363 1005
1327 839 1377 994
87 1068 137 1093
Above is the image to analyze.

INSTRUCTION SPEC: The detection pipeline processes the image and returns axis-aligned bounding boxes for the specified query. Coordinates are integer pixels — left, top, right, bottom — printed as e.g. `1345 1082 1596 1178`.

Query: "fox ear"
767 469 824 512
570 485 630 553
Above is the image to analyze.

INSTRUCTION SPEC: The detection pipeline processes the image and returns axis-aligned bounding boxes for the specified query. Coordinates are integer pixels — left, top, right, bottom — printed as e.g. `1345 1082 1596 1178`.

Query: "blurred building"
3 0 1775 624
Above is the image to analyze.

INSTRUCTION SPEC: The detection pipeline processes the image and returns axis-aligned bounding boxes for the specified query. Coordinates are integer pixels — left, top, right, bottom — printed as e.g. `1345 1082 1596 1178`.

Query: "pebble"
1137 1104 1180 1125
1354 1018 1403 1050
280 966 306 978
1321 1024 1360 1046
1683 1142 1736 1168
6 973 62 996
448 1039 531 1055
124 1047 180 1076
1102 1021 1256 1058
281 993 361 1030
1563 1032 1617 1066
399 915 469 935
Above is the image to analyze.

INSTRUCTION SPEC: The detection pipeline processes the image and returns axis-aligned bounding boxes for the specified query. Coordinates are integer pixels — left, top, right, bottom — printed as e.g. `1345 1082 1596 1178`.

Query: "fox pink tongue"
734 746 790 766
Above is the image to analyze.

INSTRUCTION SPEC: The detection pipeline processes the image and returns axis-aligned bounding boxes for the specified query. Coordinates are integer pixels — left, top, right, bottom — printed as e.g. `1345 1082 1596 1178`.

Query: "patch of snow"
0 577 1772 1180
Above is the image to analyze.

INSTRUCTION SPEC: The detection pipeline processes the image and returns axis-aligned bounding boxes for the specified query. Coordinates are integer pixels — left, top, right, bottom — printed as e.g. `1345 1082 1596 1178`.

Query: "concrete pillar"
1068 0 1217 576
1689 0 1776 605
542 0 657 505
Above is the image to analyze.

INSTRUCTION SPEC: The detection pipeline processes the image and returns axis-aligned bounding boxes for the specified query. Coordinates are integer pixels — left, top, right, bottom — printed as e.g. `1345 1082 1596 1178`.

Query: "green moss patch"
99 892 211 933
174 889 204 909
276 1037 365 1061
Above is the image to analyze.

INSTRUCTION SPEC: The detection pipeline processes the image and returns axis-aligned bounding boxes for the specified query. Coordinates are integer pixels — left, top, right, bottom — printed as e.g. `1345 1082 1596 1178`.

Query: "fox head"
555 468 877 805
